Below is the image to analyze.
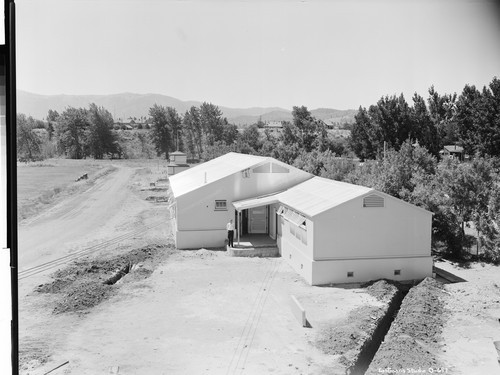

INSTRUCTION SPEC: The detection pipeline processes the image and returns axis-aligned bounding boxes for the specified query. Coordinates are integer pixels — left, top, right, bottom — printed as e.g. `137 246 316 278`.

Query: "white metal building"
272 177 433 285
169 153 433 285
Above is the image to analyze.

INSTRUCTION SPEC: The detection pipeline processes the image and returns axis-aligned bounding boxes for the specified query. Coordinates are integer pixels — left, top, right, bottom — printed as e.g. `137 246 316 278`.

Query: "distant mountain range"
17 90 357 126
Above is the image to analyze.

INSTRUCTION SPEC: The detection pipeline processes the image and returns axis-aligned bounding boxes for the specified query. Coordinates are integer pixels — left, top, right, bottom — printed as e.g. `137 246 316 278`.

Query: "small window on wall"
347 271 354 278
215 200 227 211
394 270 401 276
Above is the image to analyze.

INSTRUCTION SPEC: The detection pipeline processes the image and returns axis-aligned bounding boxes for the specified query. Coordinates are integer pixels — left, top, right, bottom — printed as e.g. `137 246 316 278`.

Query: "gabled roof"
169 152 268 197
278 177 373 217
276 176 432 217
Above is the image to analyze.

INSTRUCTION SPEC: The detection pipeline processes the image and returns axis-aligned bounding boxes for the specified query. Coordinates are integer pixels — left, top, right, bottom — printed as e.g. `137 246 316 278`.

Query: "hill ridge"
17 90 356 126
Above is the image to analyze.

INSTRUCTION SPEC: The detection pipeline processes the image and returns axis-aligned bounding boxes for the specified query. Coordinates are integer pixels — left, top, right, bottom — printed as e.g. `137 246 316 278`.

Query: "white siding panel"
313 195 431 260
175 229 227 249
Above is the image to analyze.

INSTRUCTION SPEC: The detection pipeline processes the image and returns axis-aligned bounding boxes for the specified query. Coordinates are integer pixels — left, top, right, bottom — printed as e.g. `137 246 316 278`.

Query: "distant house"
167 151 190 176
263 121 283 132
265 121 282 128
440 145 464 161
113 121 134 130
113 118 149 130
168 152 433 285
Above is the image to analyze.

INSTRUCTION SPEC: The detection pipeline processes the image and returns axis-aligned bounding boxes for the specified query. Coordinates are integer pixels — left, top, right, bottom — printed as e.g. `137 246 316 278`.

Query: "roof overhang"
232 193 282 211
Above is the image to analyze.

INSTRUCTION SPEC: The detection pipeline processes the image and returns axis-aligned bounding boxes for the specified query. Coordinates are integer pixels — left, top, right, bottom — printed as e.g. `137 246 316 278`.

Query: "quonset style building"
168 152 433 285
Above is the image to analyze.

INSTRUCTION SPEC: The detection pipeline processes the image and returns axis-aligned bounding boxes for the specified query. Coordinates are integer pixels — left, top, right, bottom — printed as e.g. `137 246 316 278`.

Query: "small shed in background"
440 145 464 161
167 151 190 176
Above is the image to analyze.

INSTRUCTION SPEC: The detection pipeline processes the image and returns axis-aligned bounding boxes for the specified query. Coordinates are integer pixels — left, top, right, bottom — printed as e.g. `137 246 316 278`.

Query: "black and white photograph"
3 0 500 374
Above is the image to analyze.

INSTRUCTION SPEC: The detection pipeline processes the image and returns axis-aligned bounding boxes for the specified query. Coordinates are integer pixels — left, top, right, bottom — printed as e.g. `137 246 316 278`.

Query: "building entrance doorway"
248 207 268 234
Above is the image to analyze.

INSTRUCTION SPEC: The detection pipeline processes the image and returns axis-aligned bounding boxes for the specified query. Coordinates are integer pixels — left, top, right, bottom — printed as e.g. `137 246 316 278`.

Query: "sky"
15 0 500 110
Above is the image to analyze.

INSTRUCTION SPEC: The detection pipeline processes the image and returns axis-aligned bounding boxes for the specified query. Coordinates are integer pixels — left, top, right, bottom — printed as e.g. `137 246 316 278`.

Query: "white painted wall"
176 178 236 232
313 194 432 260
278 234 313 285
277 216 314 259
278 192 433 285
175 229 228 249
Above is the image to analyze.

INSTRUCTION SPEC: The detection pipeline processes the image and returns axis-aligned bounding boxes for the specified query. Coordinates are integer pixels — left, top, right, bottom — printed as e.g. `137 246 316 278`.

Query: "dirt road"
18 165 160 294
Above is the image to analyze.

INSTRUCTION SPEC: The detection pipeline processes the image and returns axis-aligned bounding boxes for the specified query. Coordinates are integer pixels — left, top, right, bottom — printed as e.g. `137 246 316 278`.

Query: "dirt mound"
145 196 169 203
365 277 447 374
148 187 168 192
53 280 115 314
365 279 402 302
36 245 173 314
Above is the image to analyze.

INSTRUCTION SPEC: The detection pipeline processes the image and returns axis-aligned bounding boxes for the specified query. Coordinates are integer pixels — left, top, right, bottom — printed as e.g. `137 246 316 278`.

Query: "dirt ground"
26 250 389 375
436 260 500 374
18 160 385 375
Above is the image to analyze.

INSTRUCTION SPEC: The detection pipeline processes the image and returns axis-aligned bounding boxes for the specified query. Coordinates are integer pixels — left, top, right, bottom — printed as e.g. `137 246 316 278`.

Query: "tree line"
349 77 500 160
17 101 244 162
255 76 500 263
17 105 121 161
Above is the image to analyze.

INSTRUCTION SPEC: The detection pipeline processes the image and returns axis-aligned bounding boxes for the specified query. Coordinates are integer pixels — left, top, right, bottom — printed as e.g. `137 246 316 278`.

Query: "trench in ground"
347 283 408 375
347 274 458 375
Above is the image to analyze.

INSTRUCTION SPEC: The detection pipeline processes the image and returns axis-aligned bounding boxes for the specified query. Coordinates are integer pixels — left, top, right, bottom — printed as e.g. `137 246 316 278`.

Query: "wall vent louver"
363 194 384 208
